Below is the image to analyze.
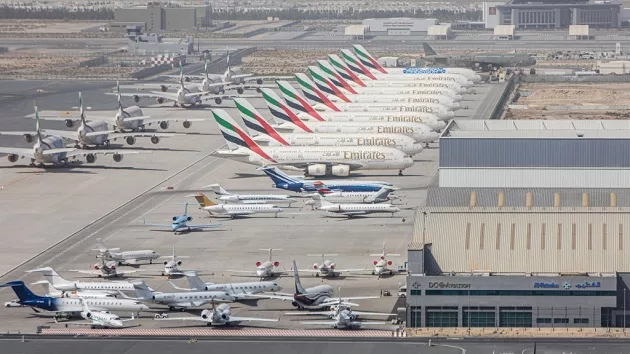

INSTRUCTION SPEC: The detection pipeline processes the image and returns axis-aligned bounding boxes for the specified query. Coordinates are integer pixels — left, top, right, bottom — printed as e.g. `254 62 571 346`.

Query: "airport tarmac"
0 79 497 333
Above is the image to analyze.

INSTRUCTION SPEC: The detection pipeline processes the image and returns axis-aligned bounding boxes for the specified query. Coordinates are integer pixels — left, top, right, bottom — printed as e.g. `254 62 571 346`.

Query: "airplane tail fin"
341 49 377 80
131 280 154 300
212 108 275 162
422 42 437 57
78 92 86 126
260 166 302 188
27 267 69 288
328 54 366 87
367 187 393 203
275 81 326 122
31 280 55 295
294 73 341 111
34 104 43 143
292 260 306 294
179 62 184 89
0 281 45 303
314 61 358 94
192 193 217 208
260 88 318 132
204 55 209 79
306 66 351 103
209 184 231 196
353 44 388 74
183 271 208 291
310 194 332 208
234 97 289 146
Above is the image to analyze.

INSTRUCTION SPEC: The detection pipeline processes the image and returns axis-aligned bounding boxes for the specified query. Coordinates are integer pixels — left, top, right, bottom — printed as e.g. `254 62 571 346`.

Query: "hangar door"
387 28 411 36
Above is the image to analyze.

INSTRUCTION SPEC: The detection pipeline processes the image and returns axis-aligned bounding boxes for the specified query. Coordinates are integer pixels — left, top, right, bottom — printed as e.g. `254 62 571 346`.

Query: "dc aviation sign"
428 282 471 289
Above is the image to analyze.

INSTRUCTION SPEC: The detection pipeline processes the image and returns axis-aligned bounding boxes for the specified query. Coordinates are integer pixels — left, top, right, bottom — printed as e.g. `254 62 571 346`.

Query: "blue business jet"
144 203 222 234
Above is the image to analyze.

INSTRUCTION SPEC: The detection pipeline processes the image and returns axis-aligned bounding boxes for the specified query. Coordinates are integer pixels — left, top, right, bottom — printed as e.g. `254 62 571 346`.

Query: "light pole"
624 288 626 330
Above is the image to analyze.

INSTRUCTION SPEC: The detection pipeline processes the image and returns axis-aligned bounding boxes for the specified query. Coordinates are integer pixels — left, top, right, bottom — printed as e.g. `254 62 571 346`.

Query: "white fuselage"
313 101 455 120
306 191 395 205
82 310 124 327
329 93 460 110
205 281 281 296
31 136 68 165
115 106 145 131
203 204 284 216
254 132 424 155
348 79 466 93
349 87 463 101
213 146 414 173
51 280 135 293
152 291 234 307
381 67 482 82
276 121 440 142
55 297 148 313
296 111 447 131
321 203 400 215
77 120 110 146
218 194 296 205
367 73 473 87
105 250 160 265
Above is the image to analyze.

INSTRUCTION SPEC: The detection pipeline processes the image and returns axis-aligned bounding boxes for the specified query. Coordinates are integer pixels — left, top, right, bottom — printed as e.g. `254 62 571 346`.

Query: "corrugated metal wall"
413 207 630 274
439 169 630 188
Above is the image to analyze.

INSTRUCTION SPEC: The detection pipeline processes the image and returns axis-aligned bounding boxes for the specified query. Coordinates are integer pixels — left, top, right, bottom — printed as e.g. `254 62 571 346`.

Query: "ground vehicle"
398 285 407 298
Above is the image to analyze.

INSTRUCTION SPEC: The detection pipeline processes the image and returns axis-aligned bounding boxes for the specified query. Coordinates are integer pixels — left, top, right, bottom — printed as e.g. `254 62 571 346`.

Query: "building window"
554 318 569 324
409 306 422 328
410 289 422 296
424 290 615 297
426 307 458 327
463 309 496 327
499 310 532 327
574 318 589 324
536 318 552 324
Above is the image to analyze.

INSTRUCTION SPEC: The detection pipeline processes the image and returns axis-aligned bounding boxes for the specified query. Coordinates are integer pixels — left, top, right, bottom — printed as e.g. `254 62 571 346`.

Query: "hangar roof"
441 119 630 138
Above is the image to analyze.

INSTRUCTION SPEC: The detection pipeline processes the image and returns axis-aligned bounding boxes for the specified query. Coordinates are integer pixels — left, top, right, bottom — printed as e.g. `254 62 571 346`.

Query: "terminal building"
362 18 439 36
115 2 212 31
483 0 621 29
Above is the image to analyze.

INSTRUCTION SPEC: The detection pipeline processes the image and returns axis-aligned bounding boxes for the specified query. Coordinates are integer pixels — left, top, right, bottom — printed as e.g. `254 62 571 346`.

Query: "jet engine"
177 260 182 266
160 121 169 130
373 260 378 265
126 136 136 145
156 97 165 104
23 134 33 143
221 313 228 320
214 97 222 105
387 261 393 266
150 136 160 144
86 154 96 163
172 216 178 221
273 261 280 268
307 164 328 176
112 153 123 162
187 216 192 221
65 119 75 128
291 301 299 307
256 261 262 266
161 85 168 92
313 264 319 269
163 261 168 265
329 263 335 269
7 154 18 163
236 87 244 94
201 309 211 319
183 121 192 129
256 79 263 85
85 312 92 318
133 95 140 103
331 165 350 176
93 264 101 270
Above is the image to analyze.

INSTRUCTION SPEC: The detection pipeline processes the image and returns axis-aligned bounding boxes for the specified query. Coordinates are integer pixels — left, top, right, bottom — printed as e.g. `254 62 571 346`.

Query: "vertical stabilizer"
234 97 289 145
341 49 377 80
353 44 388 74
34 105 43 143
275 81 327 121
306 66 351 102
315 60 358 94
292 260 306 294
294 73 341 110
328 54 366 87
211 109 275 161
27 267 69 288
260 88 318 131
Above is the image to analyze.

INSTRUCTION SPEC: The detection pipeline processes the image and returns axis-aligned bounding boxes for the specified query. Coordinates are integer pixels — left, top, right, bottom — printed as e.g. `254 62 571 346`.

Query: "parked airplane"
94 240 161 266
262 261 378 310
32 280 115 299
205 183 297 205
294 304 391 329
191 193 284 218
227 248 286 280
155 301 278 327
234 97 424 154
211 109 414 176
129 280 234 311
304 186 397 206
293 109 447 132
67 298 136 328
69 257 141 278
311 194 400 218
370 243 401 278
261 166 395 193
262 88 441 143
296 254 365 278
0 107 146 167
0 281 149 316
27 267 139 294
143 202 222 234
160 245 189 276
420 42 536 71
169 271 281 301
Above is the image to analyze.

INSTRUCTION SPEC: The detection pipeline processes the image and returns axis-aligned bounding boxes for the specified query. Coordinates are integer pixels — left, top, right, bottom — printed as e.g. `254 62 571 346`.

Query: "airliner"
27 267 139 294
210 109 414 176
71 298 136 328
302 68 461 110
296 110 447 131
143 203 222 234
170 271 281 300
191 193 284 218
0 281 149 316
205 183 297 205
304 186 397 206
0 107 145 167
155 302 278 327
129 281 234 311
261 88 443 141
261 166 395 193
234 97 425 153
311 194 400 218
227 248 286 280
94 240 161 266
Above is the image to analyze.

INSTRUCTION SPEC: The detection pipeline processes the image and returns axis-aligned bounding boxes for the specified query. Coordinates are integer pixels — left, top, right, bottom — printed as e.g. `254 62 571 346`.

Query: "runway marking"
0 175 29 189
41 328 399 337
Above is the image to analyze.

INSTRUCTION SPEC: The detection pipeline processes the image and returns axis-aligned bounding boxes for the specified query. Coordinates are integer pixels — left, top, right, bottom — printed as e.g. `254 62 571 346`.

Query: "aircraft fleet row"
1 44 483 330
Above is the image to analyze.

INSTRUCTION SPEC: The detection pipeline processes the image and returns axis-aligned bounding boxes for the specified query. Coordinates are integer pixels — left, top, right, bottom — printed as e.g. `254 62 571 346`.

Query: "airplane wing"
63 149 150 159
0 130 81 142
155 316 207 323
225 210 255 216
350 311 396 316
284 311 331 316
297 269 320 273
109 92 180 102
118 83 178 90
244 75 294 82
330 268 367 273
0 147 35 159
335 211 369 216
299 320 337 325
143 223 174 228
186 223 223 229
246 293 294 301
107 132 178 141
228 316 278 323
68 270 101 276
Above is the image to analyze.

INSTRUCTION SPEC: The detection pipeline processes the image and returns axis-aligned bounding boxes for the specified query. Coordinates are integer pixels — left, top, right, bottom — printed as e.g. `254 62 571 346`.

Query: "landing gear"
372 271 376 275
168 306 176 311
398 170 403 176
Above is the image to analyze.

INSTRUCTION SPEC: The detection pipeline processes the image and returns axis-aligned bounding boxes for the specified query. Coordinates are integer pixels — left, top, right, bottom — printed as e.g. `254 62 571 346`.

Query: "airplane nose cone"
411 144 424 155
446 111 455 119
435 120 447 131
428 132 440 141
403 156 414 168
452 102 461 110
456 87 466 94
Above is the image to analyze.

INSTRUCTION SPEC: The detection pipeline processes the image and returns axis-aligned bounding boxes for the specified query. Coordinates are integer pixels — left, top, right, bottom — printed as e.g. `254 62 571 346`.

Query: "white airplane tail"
116 80 123 113
310 194 333 209
184 271 209 291
366 187 395 203
178 62 185 90
209 184 231 196
27 267 70 288
293 260 306 294
275 80 326 122
130 280 154 300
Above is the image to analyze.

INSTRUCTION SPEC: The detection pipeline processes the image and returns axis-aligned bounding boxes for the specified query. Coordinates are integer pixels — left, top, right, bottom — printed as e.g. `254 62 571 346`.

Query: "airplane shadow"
229 172 265 179
412 159 433 163
183 132 221 136
107 146 202 153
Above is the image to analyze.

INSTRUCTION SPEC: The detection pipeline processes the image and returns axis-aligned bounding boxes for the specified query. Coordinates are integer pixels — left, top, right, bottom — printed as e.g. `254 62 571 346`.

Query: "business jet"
128 280 234 311
0 281 149 317
191 193 284 218
304 186 397 206
205 183 297 205
296 254 365 278
32 280 115 299
227 248 286 280
94 240 161 266
234 97 425 154
294 305 391 330
27 267 139 294
262 261 378 310
370 243 401 278
160 245 190 276
155 302 278 327
169 271 281 301
260 166 395 193
69 257 142 278
65 298 137 328
211 109 414 176
0 107 146 167
143 202 222 234
311 194 400 218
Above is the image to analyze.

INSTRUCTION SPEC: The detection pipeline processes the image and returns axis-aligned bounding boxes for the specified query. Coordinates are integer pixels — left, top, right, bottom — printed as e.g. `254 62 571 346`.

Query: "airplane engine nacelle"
65 119 75 128
256 79 263 85
177 260 182 266
291 301 299 307
329 314 335 319
7 154 18 163
85 312 92 318
214 97 222 105
161 85 168 92
329 263 335 270
256 261 262 266
93 264 100 270
126 136 136 145
373 260 378 265
387 261 393 266
183 121 191 129
156 97 165 104
23 134 33 143
86 153 96 163
185 77 191 82
237 87 244 94
160 121 169 130
150 136 160 144
331 165 350 177
273 261 280 268
187 216 192 221
348 314 357 321
307 164 327 176
163 261 168 265
172 216 178 221
133 95 140 103
221 313 228 320
201 309 211 319
313 264 319 270
112 153 123 162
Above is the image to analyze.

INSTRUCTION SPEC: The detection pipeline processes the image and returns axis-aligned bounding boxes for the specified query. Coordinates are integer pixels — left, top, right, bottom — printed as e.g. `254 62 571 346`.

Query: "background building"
114 2 212 31
362 18 438 36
